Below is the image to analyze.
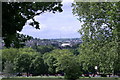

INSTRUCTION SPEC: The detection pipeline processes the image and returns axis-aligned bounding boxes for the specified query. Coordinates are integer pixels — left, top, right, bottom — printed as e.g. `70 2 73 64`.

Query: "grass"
1 76 120 80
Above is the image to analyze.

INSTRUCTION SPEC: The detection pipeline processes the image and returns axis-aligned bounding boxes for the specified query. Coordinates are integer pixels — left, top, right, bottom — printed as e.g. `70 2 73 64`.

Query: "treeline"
1 43 120 80
1 45 80 80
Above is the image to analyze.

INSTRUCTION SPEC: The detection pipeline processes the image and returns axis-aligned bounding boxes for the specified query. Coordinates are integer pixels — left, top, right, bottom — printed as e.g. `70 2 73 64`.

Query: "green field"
2 77 120 80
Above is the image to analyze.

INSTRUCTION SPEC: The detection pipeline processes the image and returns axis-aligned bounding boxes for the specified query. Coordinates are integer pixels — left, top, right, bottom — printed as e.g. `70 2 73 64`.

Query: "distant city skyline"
20 1 82 39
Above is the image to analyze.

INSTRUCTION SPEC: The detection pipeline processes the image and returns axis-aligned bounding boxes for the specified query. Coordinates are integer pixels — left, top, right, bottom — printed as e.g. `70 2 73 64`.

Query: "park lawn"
1 77 120 80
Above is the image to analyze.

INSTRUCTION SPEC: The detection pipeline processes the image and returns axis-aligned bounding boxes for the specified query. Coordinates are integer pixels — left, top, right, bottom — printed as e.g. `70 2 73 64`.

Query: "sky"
20 0 82 39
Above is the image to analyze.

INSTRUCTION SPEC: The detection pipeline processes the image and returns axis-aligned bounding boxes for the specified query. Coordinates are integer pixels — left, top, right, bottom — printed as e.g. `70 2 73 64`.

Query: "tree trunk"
27 72 29 77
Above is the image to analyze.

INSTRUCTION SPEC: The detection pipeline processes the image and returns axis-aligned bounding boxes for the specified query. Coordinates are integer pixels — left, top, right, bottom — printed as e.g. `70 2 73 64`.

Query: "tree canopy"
2 2 63 48
43 49 81 80
72 2 120 74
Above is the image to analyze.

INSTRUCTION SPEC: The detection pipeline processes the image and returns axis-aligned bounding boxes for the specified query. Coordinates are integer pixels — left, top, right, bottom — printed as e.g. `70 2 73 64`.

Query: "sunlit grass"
1 76 120 80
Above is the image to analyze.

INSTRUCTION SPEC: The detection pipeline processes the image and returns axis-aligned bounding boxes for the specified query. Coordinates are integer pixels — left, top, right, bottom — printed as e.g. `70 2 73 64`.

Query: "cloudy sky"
20 1 82 39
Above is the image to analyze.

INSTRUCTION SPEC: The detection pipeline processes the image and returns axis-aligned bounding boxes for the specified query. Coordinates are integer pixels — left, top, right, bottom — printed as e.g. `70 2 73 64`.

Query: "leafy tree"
78 46 100 75
18 47 38 55
56 54 81 80
77 41 118 74
14 53 33 77
2 48 16 73
98 41 118 74
2 48 18 63
2 47 47 76
2 48 19 71
43 49 72 74
43 53 57 74
12 48 38 76
43 49 81 79
69 49 79 55
30 55 48 75
11 33 33 48
2 2 63 48
34 45 55 54
3 61 14 78
72 2 120 74
50 49 74 58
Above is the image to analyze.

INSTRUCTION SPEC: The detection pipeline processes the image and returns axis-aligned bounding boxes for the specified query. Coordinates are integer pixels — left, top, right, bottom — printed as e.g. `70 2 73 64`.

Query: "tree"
18 47 38 55
2 47 48 76
72 2 120 74
43 49 81 80
30 55 48 75
2 48 19 71
43 53 57 74
13 48 39 76
34 45 55 54
3 61 14 78
43 49 73 74
14 53 33 77
56 54 81 80
11 33 33 48
2 48 18 63
2 2 63 48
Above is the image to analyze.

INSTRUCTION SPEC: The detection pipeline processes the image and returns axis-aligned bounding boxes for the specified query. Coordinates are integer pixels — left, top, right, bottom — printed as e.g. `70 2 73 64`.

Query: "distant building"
61 43 72 47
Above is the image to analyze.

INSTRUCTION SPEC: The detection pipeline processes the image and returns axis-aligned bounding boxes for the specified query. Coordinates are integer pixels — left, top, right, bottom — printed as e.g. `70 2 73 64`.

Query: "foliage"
43 49 73 74
18 47 38 55
2 2 63 48
13 48 41 76
30 55 48 75
72 2 120 74
2 48 45 76
2 48 18 72
34 45 55 54
2 48 19 63
69 48 79 55
43 53 57 74
3 61 15 78
43 49 81 80
56 54 81 80
11 33 33 48
14 53 33 76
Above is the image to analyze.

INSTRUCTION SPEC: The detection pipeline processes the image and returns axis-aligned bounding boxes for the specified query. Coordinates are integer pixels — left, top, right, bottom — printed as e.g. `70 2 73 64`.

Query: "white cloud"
20 2 82 39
